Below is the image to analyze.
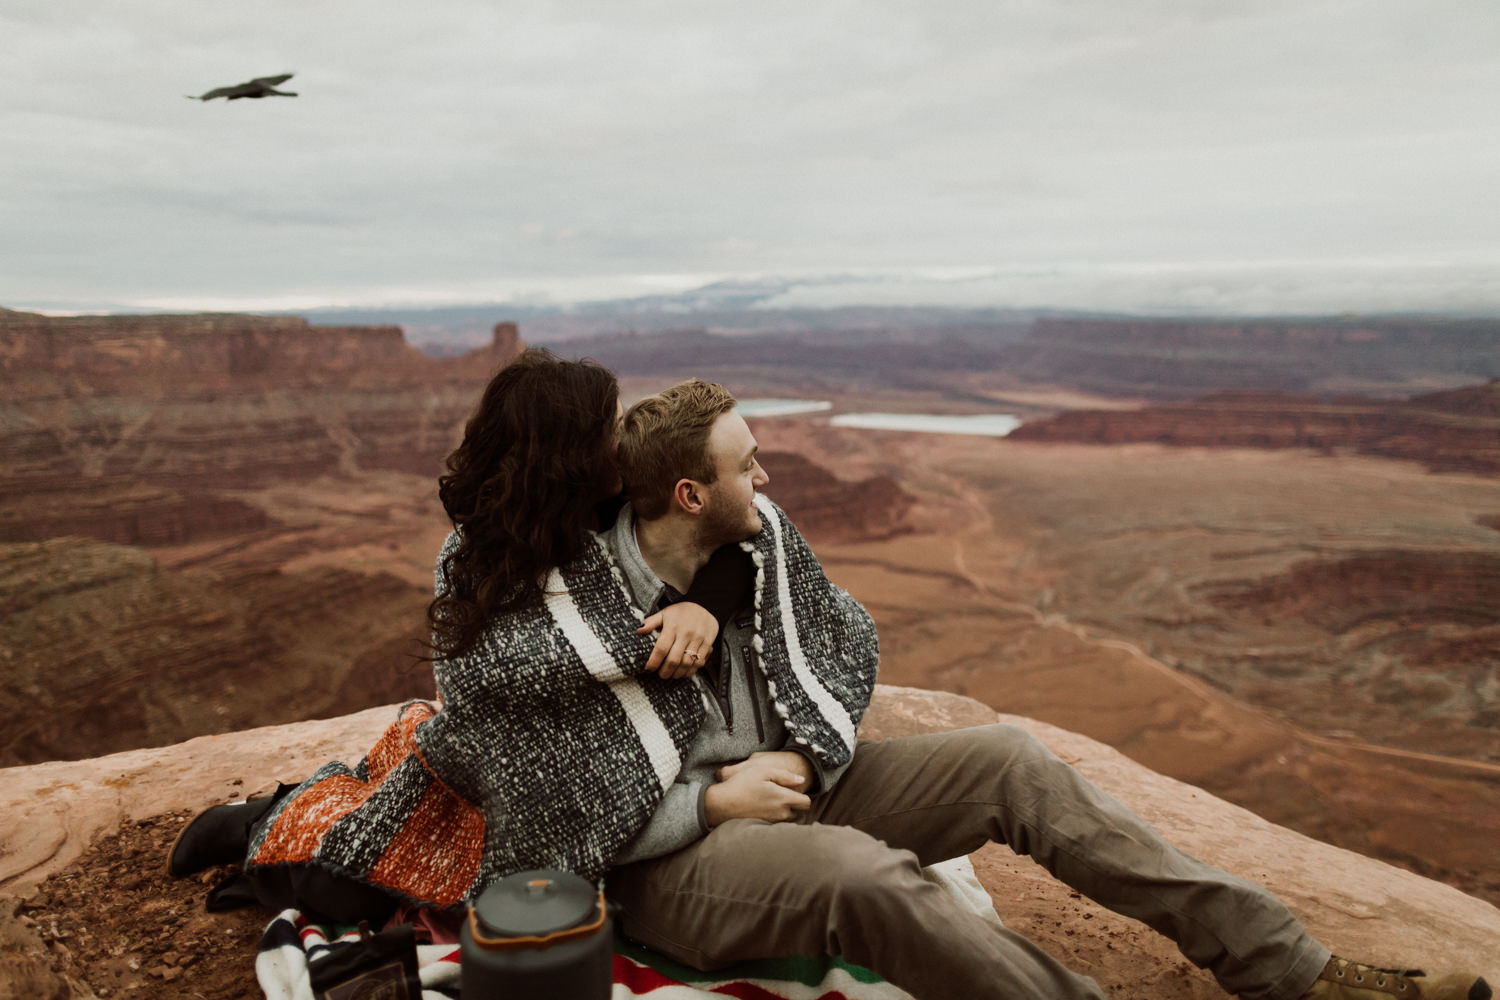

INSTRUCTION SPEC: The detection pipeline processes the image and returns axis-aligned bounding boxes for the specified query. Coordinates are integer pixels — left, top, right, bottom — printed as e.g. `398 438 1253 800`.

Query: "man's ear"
671 478 705 516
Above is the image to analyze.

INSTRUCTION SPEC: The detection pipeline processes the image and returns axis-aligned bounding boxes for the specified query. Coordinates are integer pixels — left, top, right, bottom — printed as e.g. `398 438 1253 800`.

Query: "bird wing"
189 74 294 100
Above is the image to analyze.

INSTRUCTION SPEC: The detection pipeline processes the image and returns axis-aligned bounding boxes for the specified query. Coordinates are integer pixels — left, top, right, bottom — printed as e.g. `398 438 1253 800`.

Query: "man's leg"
608 817 1110 1000
807 724 1329 1000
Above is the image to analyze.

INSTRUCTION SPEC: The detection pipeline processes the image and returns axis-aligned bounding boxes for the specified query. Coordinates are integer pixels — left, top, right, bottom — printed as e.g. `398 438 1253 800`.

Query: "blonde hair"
619 379 738 519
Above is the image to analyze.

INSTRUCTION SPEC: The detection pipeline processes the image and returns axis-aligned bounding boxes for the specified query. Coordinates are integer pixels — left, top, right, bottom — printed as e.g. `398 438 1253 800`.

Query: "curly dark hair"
427 348 621 660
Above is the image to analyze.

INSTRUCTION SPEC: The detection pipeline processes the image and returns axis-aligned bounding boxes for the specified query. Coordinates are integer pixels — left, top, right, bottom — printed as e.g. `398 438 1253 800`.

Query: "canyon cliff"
0 308 522 386
1009 380 1500 476
1 310 524 508
0 536 431 765
759 450 914 541
1006 316 1500 399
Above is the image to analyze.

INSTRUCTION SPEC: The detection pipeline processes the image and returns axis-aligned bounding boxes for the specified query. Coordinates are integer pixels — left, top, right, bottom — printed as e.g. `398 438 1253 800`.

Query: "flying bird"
187 73 298 101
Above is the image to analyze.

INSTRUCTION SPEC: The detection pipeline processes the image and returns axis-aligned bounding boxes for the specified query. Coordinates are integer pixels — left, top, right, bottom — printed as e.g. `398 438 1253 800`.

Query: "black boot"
166 786 289 877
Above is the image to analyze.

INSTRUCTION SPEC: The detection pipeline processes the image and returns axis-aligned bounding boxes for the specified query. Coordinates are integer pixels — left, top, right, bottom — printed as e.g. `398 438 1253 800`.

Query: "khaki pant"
607 724 1329 1000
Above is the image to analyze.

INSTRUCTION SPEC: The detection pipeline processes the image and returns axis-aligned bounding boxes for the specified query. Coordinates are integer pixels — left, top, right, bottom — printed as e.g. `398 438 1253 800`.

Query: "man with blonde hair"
597 378 1490 1000
615 378 738 520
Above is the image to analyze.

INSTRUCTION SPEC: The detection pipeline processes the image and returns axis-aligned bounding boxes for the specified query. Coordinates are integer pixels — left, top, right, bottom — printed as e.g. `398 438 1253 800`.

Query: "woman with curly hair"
429 347 721 674
169 348 740 921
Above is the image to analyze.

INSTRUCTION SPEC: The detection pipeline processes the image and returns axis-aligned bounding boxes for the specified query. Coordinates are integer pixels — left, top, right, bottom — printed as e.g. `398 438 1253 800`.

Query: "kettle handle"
466 889 608 952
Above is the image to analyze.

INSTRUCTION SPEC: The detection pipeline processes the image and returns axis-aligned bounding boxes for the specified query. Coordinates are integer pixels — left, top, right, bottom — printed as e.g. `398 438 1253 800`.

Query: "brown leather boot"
1299 957 1491 1000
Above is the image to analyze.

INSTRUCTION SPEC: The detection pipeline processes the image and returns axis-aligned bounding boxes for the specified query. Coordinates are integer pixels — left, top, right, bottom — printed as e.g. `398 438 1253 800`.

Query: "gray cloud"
3 0 1498 313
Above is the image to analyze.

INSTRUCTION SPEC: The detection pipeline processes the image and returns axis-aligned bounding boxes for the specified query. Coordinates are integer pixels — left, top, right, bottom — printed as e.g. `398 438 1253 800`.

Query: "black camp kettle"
460 869 613 999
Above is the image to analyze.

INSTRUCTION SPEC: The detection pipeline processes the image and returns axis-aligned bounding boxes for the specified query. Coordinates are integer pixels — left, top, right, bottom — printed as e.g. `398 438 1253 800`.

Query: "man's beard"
695 486 761 550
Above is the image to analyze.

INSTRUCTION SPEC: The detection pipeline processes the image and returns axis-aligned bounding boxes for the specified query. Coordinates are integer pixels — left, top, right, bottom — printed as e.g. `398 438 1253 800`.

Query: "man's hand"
638 602 718 679
717 751 814 789
704 764 811 827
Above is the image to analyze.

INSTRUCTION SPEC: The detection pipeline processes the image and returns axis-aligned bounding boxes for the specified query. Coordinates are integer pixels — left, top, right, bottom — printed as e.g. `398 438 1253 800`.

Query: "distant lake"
832 412 1023 437
738 399 1021 437
736 399 835 417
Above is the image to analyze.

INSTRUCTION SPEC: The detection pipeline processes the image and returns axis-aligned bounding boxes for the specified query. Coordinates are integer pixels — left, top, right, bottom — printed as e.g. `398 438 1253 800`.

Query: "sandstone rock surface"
2 685 1495 999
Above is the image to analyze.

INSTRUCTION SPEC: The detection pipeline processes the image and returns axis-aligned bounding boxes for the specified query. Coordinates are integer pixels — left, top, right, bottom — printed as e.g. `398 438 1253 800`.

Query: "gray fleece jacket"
607 502 853 866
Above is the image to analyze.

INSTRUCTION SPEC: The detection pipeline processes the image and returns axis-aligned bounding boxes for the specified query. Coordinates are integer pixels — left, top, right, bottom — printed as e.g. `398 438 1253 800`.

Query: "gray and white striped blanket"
246 495 879 901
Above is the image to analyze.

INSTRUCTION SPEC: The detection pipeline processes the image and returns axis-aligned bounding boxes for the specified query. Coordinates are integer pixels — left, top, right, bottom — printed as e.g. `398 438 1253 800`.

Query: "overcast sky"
5 0 1499 316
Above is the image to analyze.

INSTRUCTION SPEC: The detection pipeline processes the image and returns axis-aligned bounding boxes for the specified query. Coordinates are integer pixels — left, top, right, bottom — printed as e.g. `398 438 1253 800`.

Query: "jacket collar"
605 501 670 612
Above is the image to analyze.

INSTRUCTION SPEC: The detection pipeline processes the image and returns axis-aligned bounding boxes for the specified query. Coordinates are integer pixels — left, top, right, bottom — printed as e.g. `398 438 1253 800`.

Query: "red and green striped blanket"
256 858 996 1000
255 911 912 999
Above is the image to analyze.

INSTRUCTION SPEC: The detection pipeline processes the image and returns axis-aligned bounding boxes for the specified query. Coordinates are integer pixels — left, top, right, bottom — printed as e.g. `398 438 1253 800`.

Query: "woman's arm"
637 543 756 679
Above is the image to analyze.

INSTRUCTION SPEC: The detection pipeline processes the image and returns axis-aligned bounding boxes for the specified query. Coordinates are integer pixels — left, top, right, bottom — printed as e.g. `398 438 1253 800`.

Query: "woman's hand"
638 601 719 679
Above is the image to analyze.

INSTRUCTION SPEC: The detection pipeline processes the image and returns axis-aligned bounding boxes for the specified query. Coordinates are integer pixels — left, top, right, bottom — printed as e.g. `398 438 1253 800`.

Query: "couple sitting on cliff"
169 348 1489 1000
